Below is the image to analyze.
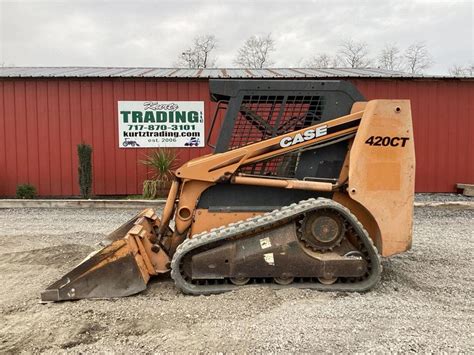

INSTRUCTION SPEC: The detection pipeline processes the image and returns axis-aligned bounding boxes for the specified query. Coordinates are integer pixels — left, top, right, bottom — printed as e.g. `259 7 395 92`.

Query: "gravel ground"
0 201 473 353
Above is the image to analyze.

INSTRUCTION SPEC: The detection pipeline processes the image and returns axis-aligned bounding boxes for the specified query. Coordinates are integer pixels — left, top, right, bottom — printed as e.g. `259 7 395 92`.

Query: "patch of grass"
16 184 37 199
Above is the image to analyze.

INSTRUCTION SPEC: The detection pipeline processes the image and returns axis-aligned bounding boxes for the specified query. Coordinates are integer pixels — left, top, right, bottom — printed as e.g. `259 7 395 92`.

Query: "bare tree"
448 63 474 76
378 43 403 71
337 39 371 68
234 34 275 68
305 53 340 68
449 64 466 76
177 34 217 68
468 64 474 76
404 42 433 74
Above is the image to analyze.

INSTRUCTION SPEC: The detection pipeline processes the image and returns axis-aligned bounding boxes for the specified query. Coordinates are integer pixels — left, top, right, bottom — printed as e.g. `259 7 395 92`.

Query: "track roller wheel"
274 276 294 285
230 277 250 286
318 277 337 285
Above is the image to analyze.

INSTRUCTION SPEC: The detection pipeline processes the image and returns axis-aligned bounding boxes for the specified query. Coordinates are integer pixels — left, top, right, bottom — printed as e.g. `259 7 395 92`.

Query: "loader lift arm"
174 108 362 183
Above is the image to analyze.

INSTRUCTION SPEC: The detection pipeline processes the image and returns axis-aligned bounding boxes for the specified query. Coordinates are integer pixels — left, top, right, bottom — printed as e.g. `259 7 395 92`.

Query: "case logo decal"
279 125 328 148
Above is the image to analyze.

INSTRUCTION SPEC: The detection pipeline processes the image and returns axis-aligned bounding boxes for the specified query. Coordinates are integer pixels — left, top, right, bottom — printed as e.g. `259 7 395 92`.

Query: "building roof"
0 66 469 79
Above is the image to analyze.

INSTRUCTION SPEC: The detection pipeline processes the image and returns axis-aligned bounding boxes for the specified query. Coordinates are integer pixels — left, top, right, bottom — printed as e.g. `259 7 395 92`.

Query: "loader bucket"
41 209 170 302
102 209 153 244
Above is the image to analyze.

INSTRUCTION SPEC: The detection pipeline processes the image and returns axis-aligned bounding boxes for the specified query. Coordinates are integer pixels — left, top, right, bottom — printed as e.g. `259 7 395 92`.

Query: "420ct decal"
365 136 410 147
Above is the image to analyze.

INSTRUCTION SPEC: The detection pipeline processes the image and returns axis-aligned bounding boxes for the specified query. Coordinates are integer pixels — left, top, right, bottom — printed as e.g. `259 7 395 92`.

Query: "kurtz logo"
279 125 328 148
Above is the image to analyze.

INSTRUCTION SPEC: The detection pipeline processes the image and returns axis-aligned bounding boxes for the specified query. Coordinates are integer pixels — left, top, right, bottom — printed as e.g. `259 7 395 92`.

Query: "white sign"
118 101 205 148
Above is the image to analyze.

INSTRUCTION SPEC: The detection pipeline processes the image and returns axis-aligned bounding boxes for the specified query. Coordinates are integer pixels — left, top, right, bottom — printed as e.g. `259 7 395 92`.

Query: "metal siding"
91 82 105 195
466 82 473 187
47 81 62 195
14 81 29 188
134 81 148 194
102 81 116 195
25 81 40 191
36 81 50 195
4 81 18 195
469 82 474 186
123 81 136 195
0 78 472 196
0 82 5 195
456 81 473 190
58 81 72 195
113 80 127 195
69 81 82 195
446 82 458 192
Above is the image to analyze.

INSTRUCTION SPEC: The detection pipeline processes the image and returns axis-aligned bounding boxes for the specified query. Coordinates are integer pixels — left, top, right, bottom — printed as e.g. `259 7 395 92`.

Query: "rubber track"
171 198 382 295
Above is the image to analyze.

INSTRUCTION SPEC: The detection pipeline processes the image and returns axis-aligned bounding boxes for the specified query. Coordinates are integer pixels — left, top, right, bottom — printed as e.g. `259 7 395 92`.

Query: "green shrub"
16 184 37 199
141 148 178 182
141 148 178 199
77 143 93 198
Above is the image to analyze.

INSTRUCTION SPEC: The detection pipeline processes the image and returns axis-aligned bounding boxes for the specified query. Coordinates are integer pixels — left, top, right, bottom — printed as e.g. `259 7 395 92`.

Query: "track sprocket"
297 209 346 252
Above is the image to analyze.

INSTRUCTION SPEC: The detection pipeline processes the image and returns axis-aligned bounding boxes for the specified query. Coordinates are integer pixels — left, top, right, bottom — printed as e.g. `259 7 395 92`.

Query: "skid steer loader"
41 80 415 301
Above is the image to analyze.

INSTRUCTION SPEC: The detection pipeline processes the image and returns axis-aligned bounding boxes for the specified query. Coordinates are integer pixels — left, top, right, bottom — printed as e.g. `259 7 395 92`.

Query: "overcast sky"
0 0 472 74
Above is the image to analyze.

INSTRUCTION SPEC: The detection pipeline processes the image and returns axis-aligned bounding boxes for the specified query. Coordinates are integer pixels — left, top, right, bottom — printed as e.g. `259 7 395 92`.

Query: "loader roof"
1 67 471 79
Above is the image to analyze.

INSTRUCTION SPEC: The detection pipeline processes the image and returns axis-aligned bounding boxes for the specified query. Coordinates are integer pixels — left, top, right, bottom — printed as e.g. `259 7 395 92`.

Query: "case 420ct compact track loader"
41 80 415 301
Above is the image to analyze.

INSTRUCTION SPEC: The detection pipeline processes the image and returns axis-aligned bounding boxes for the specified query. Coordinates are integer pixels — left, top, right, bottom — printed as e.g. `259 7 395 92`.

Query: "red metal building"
0 67 472 197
